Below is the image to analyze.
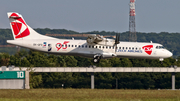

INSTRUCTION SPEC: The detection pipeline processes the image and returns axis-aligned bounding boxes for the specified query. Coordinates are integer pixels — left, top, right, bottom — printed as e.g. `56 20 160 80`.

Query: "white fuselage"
7 39 172 59
6 12 173 61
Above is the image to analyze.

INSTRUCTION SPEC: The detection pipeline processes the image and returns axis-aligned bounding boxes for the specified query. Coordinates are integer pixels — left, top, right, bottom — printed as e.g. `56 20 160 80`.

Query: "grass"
0 89 180 101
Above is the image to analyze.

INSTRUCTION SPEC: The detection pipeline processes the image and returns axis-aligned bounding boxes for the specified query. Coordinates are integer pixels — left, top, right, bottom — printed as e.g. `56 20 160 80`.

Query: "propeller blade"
115 34 118 43
115 34 118 44
118 33 120 43
114 33 120 53
116 33 120 44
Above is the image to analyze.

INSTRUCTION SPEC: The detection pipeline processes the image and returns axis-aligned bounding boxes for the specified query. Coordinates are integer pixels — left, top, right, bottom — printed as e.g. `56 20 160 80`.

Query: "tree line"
0 50 180 89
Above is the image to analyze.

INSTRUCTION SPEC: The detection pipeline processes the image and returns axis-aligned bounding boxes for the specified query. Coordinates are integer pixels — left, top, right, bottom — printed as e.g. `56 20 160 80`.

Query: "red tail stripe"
15 28 30 39
11 22 22 35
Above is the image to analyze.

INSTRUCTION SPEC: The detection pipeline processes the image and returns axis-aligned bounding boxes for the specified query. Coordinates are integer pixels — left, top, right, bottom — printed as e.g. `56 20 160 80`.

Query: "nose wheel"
159 58 164 64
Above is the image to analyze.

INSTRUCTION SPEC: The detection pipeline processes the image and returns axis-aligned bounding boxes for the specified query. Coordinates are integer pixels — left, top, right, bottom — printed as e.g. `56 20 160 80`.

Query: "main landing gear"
93 54 101 63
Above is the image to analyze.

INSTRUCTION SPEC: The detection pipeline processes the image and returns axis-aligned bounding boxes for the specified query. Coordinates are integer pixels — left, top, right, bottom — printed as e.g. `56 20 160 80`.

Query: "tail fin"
7 12 54 40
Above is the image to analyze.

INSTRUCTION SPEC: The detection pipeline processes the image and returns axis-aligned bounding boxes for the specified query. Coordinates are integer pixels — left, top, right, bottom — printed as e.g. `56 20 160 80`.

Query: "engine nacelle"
87 37 95 44
86 34 103 44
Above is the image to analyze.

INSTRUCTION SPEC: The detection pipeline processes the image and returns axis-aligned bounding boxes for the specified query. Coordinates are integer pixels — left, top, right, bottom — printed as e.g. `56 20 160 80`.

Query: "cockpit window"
156 46 165 49
159 46 164 49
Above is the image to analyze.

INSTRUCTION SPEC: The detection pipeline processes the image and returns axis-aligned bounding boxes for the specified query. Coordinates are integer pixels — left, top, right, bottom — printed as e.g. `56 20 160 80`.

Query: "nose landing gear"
159 58 164 64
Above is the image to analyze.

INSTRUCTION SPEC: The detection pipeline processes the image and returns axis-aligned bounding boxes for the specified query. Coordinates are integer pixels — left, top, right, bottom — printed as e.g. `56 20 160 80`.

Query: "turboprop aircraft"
7 12 172 63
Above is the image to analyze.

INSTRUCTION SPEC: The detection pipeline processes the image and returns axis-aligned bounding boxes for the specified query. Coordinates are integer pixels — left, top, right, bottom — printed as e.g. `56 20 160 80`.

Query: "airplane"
7 12 173 63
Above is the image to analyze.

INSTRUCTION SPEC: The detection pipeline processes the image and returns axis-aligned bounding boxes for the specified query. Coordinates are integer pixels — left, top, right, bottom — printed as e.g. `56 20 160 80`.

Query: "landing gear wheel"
159 58 164 65
94 58 99 63
93 56 101 63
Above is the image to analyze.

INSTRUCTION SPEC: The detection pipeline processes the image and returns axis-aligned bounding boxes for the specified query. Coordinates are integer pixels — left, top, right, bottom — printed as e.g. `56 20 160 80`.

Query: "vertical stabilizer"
7 12 55 40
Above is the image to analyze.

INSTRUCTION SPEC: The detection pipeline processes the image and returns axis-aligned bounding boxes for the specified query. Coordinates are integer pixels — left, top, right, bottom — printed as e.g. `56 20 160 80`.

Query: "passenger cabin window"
68 45 70 47
89 45 91 48
72 45 74 47
119 47 121 49
129 47 131 49
106 46 108 49
78 45 81 48
85 45 87 48
92 46 94 48
75 45 77 47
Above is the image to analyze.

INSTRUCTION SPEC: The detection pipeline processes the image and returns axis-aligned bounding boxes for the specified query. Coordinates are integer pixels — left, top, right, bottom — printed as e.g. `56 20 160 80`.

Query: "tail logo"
142 45 153 55
10 13 30 39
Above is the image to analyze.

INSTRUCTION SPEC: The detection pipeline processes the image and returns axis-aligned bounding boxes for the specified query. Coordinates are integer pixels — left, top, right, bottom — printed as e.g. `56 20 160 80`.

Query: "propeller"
114 33 120 53
115 33 120 44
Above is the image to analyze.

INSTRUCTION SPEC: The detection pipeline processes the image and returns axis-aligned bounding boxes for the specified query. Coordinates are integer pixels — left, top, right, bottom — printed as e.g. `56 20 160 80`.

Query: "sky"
0 0 180 33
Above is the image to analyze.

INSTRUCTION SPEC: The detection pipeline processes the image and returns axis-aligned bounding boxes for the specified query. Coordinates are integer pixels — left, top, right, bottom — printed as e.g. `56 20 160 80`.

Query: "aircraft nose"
168 51 173 57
